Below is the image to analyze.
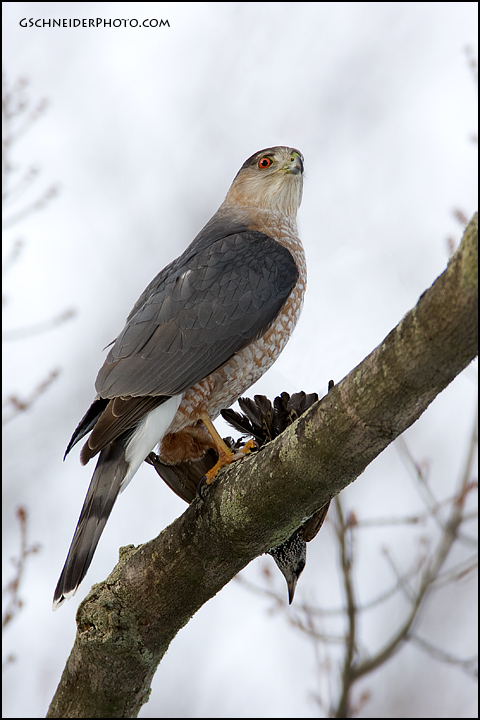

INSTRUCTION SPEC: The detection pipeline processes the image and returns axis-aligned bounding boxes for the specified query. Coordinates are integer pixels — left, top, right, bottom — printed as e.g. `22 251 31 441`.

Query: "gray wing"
95 231 299 398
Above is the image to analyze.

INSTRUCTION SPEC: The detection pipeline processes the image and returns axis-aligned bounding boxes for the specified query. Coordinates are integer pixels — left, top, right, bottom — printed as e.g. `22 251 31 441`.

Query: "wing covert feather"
96 232 298 399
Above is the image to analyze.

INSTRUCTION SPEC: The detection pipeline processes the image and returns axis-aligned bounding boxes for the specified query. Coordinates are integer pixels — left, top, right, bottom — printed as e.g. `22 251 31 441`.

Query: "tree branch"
47 213 478 718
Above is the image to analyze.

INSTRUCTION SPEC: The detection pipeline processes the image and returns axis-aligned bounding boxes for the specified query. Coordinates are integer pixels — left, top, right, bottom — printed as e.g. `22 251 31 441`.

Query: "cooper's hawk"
53 146 306 609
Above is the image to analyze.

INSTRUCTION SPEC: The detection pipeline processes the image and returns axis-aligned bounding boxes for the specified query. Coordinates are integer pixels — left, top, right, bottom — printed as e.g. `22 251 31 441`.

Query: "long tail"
53 441 129 610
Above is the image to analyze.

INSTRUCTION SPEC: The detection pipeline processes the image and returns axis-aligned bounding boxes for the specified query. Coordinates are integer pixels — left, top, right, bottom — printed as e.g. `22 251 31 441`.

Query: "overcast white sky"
2 3 478 718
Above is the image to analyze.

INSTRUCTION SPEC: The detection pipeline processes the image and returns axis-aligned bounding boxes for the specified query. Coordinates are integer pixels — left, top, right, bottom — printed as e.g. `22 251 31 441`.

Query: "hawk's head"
226 146 304 217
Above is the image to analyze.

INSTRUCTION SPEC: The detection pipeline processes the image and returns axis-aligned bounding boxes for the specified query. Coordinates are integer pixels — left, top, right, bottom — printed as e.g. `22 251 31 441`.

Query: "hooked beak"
285 152 304 175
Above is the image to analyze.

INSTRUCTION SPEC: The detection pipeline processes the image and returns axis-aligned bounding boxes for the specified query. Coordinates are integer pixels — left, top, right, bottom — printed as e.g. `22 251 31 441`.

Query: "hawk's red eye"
258 157 273 169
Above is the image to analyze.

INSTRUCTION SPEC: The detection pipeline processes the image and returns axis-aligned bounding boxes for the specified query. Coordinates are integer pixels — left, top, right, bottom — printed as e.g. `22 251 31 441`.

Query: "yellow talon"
204 438 256 484
200 412 257 484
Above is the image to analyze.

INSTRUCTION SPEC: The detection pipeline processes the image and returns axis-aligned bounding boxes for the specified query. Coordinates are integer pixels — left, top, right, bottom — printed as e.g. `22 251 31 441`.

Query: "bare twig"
409 634 478 679
3 308 76 341
2 76 72 427
2 369 60 424
2 507 41 631
333 496 358 718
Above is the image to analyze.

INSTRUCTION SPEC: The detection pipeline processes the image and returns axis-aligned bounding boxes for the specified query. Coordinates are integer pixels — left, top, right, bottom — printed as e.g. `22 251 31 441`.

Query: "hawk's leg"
200 414 255 484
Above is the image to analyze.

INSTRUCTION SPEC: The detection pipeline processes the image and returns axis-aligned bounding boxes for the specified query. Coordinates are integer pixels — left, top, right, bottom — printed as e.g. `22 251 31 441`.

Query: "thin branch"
2 369 60 424
350 397 477 683
1 238 24 277
3 309 76 341
396 434 476 546
409 634 478 679
333 496 358 717
430 555 478 587
2 184 60 229
2 507 41 630
2 165 40 204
